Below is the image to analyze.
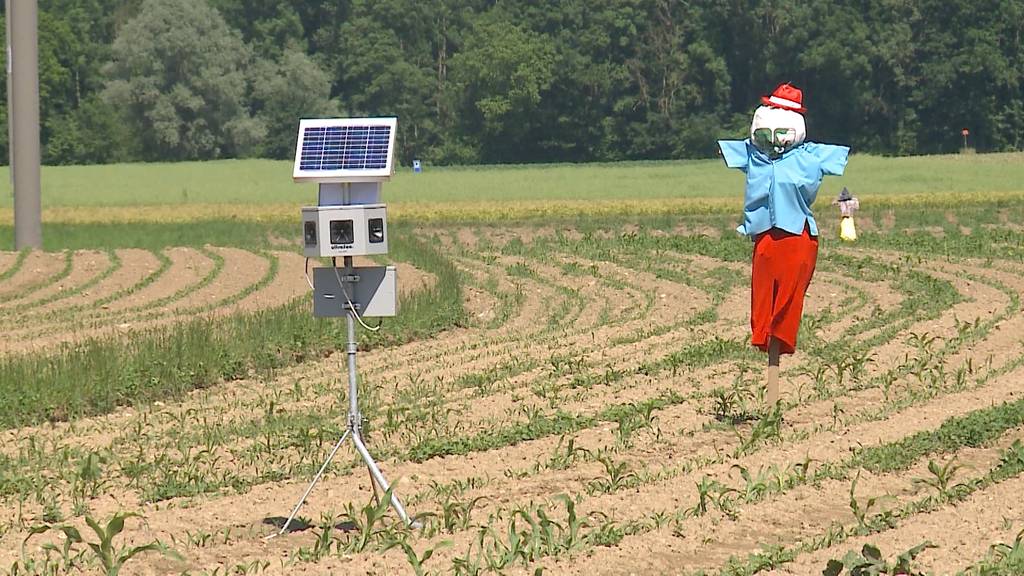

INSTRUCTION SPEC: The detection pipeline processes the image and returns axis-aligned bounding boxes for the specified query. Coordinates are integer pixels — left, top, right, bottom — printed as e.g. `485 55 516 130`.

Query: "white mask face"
750 106 806 157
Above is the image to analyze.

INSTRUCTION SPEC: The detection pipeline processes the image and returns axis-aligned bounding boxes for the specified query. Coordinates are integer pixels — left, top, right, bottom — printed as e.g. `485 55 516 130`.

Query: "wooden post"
766 337 781 407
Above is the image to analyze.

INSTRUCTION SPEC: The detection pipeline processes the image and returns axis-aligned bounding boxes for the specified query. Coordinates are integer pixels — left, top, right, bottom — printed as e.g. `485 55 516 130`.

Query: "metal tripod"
277 262 412 535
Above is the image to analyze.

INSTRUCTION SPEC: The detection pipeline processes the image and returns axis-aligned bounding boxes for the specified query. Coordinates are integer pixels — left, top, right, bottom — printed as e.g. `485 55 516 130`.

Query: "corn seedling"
906 331 939 353
848 473 889 534
912 458 970 501
589 520 625 547
383 538 451 576
971 528 1024 574
24 511 178 576
451 533 486 576
547 435 591 470
830 402 846 431
439 493 488 533
787 454 816 487
709 380 756 424
798 362 832 399
734 404 783 457
731 464 783 503
337 485 401 554
686 476 738 518
586 455 637 495
69 452 107 515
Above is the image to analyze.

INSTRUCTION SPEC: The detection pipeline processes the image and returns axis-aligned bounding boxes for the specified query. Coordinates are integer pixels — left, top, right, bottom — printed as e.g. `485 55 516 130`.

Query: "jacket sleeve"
717 140 750 172
806 143 850 176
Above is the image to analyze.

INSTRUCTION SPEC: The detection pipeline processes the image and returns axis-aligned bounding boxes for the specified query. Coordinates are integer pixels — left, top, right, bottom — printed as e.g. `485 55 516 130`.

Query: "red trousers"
750 226 818 355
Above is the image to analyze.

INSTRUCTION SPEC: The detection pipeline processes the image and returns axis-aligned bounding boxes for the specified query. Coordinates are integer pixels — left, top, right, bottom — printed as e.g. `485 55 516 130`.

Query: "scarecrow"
833 187 860 241
717 83 850 408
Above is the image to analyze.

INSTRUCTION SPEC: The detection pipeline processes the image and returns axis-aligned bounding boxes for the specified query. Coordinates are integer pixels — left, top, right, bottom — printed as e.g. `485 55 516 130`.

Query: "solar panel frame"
293 117 398 183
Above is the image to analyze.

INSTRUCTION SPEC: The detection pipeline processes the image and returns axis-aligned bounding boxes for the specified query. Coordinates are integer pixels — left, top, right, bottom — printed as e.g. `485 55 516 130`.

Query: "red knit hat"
761 83 806 113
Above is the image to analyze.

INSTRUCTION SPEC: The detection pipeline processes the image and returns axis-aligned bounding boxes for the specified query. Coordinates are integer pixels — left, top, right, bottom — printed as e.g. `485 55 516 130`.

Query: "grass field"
0 151 1022 210
2 153 1024 575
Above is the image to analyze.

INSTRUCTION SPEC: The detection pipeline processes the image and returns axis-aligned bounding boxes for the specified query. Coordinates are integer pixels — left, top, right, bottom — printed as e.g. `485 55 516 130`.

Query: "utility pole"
5 0 12 191
7 0 42 250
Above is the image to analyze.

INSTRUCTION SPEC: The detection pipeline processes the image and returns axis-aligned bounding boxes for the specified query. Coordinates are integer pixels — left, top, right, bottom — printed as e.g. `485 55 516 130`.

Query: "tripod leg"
277 428 351 536
351 433 415 526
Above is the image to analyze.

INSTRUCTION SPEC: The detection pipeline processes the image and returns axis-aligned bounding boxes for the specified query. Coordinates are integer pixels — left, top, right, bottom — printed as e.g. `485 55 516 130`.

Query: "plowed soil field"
2 221 1023 576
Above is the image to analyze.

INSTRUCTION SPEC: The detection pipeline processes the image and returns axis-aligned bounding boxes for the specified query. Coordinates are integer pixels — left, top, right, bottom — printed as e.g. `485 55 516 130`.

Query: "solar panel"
293 118 397 183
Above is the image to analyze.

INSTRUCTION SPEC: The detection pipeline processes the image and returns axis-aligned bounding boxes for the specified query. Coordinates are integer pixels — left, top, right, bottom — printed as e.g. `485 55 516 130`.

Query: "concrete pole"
5 0 13 191
8 0 42 250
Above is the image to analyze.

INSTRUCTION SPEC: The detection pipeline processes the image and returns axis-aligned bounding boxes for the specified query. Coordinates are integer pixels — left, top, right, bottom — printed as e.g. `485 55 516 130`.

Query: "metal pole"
9 0 42 250
274 258 415 534
344 269 414 525
345 257 359 430
352 432 413 523
275 429 351 536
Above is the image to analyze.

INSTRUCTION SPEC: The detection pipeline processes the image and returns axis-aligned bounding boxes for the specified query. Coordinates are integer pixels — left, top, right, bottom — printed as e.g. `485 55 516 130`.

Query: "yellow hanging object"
840 217 858 241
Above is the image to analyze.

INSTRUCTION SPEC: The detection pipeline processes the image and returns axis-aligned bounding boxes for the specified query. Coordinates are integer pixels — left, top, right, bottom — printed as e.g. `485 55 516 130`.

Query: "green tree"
250 49 339 159
44 95 137 165
101 0 263 160
328 0 485 164
619 0 733 159
493 0 646 162
334 14 435 164
448 12 557 163
36 0 133 164
4 0 1022 164
910 0 1024 153
209 0 306 57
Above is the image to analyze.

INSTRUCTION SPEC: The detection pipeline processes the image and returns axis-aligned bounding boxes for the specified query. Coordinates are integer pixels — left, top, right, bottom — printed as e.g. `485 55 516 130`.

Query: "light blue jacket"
718 140 850 239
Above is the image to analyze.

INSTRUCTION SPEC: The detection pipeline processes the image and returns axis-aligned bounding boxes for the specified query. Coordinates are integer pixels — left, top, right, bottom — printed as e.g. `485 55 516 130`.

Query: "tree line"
1 0 1022 166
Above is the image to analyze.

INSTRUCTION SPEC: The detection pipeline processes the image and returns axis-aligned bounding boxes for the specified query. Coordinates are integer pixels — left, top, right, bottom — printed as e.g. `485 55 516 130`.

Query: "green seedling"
912 458 969 501
999 439 1024 470
451 532 486 576
25 511 179 576
732 464 783 503
978 528 1024 572
547 436 591 470
71 451 108 510
798 362 831 399
554 494 588 552
338 485 400 553
383 538 451 576
709 381 756 424
824 541 936 576
586 455 637 495
734 404 783 457
687 476 737 518
439 493 487 533
588 513 625 547
831 402 846 431
787 454 816 486
906 331 939 354
848 472 890 534
303 513 338 561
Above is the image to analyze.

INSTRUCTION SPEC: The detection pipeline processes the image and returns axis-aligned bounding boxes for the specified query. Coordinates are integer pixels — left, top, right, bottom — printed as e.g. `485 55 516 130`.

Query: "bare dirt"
0 250 67 299
1 228 1022 576
0 248 435 356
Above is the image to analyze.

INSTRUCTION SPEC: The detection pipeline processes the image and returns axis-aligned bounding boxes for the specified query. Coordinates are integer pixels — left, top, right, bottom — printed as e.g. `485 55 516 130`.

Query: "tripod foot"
352 433 415 526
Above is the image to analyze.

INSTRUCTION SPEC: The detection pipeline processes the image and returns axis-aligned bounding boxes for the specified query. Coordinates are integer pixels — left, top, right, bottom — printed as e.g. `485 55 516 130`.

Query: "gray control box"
312 266 397 317
302 204 388 258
